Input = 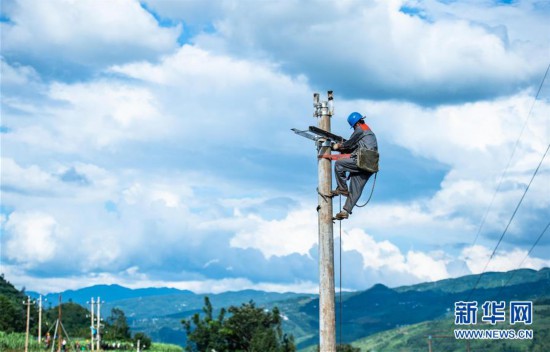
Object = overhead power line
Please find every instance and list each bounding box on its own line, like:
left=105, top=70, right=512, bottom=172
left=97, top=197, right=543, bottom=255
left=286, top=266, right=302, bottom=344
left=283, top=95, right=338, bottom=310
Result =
left=461, top=61, right=549, bottom=297
left=492, top=220, right=550, bottom=300
left=466, top=143, right=550, bottom=301
left=468, top=62, right=550, bottom=250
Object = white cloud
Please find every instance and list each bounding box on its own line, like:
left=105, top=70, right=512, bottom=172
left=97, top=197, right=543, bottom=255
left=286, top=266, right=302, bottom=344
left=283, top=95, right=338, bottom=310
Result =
left=178, top=0, right=548, bottom=103
left=461, top=245, right=550, bottom=274
left=4, top=212, right=60, bottom=265
left=109, top=44, right=312, bottom=149
left=1, top=157, right=57, bottom=193
left=1, top=157, right=119, bottom=202
left=122, top=181, right=192, bottom=208
left=3, top=80, right=171, bottom=153
left=1, top=0, right=180, bottom=68
left=343, top=228, right=450, bottom=282
left=0, top=59, right=40, bottom=86
left=341, top=92, right=550, bottom=240
left=1, top=264, right=319, bottom=294
left=230, top=208, right=317, bottom=258
left=1, top=0, right=548, bottom=295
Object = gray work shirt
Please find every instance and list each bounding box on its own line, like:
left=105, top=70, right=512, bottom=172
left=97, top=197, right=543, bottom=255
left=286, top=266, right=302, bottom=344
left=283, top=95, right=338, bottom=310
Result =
left=341, top=124, right=378, bottom=157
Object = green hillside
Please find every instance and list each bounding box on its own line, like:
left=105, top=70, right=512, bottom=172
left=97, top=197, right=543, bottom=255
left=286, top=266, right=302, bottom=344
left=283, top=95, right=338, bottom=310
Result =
left=292, top=268, right=550, bottom=350
left=395, top=268, right=550, bottom=294
left=349, top=298, right=550, bottom=352
left=5, top=268, right=549, bottom=349
left=0, top=274, right=38, bottom=333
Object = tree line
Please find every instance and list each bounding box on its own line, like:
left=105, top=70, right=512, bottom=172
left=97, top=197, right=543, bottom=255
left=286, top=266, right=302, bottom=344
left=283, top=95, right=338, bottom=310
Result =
left=0, top=275, right=150, bottom=348
left=2, top=274, right=358, bottom=351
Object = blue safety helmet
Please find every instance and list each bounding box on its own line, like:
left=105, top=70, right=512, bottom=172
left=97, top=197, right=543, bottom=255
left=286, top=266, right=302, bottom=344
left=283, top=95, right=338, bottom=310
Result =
left=347, top=112, right=363, bottom=128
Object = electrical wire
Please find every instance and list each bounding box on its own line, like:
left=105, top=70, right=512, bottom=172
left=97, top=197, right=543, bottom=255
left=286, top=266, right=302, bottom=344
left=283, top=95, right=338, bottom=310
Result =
left=462, top=62, right=550, bottom=268
left=466, top=143, right=550, bottom=301
left=356, top=172, right=377, bottom=208
left=462, top=62, right=549, bottom=298
left=491, top=220, right=550, bottom=301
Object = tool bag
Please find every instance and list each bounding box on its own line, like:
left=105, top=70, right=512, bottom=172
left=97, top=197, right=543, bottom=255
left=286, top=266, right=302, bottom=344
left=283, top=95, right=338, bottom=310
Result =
left=356, top=147, right=379, bottom=173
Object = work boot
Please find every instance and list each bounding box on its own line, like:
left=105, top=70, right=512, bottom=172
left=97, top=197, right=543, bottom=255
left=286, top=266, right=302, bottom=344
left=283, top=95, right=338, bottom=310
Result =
left=331, top=188, right=349, bottom=197
left=334, top=210, right=349, bottom=220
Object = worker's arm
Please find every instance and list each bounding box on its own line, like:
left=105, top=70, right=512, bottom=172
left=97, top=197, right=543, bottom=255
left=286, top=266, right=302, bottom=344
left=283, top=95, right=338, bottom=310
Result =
left=337, top=128, right=362, bottom=152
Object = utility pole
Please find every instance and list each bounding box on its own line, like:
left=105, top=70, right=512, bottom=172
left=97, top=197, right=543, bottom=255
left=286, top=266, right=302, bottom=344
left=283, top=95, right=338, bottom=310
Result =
left=315, top=91, right=336, bottom=351
left=57, top=295, right=62, bottom=352
left=96, top=296, right=103, bottom=351
left=292, top=92, right=337, bottom=351
left=24, top=296, right=33, bottom=352
left=37, top=295, right=42, bottom=344
left=88, top=297, right=95, bottom=351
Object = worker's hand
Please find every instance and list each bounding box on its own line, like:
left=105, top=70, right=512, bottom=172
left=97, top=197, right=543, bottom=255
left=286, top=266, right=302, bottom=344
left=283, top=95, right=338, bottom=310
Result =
left=332, top=143, right=340, bottom=151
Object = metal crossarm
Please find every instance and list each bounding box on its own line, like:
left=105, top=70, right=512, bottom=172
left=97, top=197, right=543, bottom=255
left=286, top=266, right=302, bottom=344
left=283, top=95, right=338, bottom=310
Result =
left=308, top=126, right=347, bottom=143
left=291, top=126, right=347, bottom=144
left=291, top=128, right=319, bottom=141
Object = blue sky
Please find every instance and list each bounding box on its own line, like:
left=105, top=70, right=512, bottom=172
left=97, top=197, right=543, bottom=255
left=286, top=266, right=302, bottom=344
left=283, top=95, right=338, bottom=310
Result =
left=1, top=0, right=549, bottom=294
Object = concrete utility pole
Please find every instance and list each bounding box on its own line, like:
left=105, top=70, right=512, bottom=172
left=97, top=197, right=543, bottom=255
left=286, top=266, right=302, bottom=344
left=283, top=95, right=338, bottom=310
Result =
left=96, top=296, right=103, bottom=351
left=314, top=91, right=336, bottom=351
left=88, top=297, right=95, bottom=351
left=57, top=295, right=62, bottom=352
left=24, top=296, right=33, bottom=352
left=37, top=295, right=45, bottom=344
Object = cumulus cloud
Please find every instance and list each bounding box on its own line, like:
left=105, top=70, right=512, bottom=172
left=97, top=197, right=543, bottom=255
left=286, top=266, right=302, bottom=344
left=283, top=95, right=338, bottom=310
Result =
left=461, top=244, right=550, bottom=274
left=144, top=0, right=549, bottom=104
left=2, top=79, right=172, bottom=155
left=1, top=0, right=549, bottom=295
left=1, top=157, right=58, bottom=194
left=1, top=0, right=180, bottom=73
left=109, top=44, right=312, bottom=149
left=0, top=59, right=40, bottom=86
left=230, top=208, right=317, bottom=258
left=342, top=228, right=451, bottom=283
left=3, top=212, right=60, bottom=265
left=341, top=92, right=550, bottom=242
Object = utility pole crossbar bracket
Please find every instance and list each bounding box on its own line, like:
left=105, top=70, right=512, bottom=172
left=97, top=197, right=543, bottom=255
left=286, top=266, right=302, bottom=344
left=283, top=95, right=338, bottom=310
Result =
left=290, top=128, right=318, bottom=142
left=308, top=126, right=346, bottom=143
left=291, top=127, right=346, bottom=143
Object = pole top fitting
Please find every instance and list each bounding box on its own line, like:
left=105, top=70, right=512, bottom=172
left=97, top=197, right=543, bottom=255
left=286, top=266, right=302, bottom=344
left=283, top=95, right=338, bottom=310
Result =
left=313, top=91, right=334, bottom=118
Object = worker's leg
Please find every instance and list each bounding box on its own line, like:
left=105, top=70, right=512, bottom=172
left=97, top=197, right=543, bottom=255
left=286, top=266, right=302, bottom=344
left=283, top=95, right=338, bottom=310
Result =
left=334, top=158, right=358, bottom=192
left=344, top=171, right=372, bottom=214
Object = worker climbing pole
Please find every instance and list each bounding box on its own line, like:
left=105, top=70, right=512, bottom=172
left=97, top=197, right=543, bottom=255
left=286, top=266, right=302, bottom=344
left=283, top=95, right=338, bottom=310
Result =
left=331, top=112, right=379, bottom=219
left=292, top=91, right=379, bottom=351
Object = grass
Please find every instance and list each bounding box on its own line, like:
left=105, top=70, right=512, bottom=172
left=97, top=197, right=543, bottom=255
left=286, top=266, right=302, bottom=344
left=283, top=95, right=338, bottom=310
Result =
left=0, top=332, right=183, bottom=352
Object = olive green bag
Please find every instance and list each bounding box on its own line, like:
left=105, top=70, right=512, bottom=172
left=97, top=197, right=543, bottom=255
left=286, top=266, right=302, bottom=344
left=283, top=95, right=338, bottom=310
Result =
left=357, top=147, right=379, bottom=173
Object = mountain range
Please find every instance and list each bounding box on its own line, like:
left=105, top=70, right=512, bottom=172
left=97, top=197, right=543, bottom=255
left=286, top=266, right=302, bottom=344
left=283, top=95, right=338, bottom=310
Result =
left=27, top=267, right=550, bottom=349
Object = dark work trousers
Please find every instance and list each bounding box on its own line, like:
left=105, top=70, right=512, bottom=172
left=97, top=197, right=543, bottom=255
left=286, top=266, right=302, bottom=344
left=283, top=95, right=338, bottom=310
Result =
left=335, top=157, right=373, bottom=214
